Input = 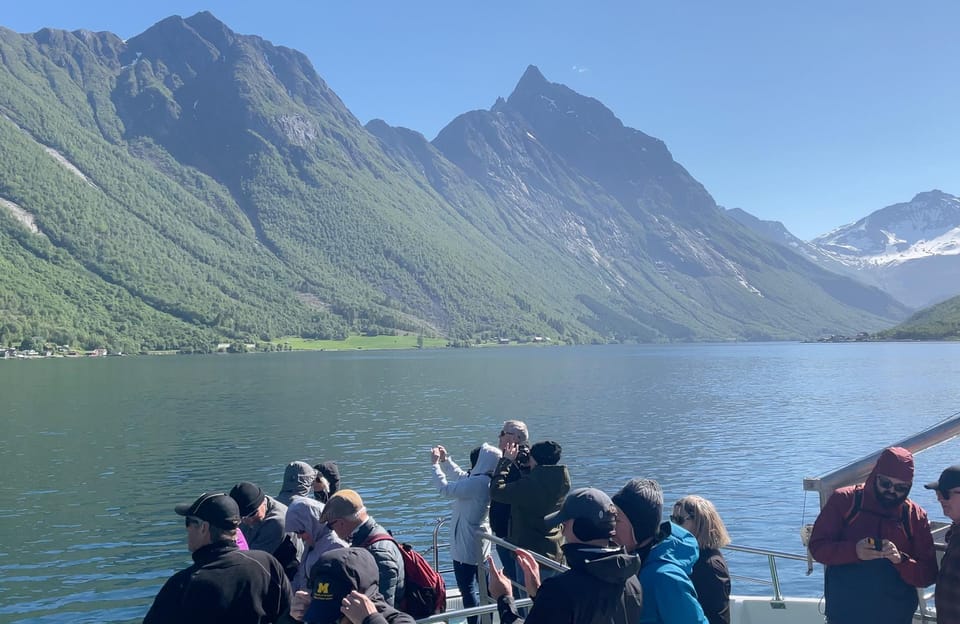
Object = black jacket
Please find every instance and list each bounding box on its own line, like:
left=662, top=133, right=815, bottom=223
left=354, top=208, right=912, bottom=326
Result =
left=489, top=458, right=524, bottom=538
left=497, top=542, right=643, bottom=624
left=691, top=548, right=731, bottom=624
left=143, top=540, right=291, bottom=624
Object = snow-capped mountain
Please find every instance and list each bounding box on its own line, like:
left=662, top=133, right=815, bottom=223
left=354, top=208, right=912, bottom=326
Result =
left=813, top=191, right=960, bottom=267
left=731, top=191, right=960, bottom=310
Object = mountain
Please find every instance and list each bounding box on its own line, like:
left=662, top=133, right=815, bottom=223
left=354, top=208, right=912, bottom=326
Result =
left=729, top=192, right=960, bottom=310
left=0, top=16, right=910, bottom=351
left=425, top=65, right=908, bottom=339
left=726, top=207, right=861, bottom=279
left=876, top=293, right=960, bottom=341
left=811, top=191, right=960, bottom=309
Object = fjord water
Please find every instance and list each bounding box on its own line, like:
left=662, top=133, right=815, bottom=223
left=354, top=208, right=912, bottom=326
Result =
left=2, top=343, right=960, bottom=623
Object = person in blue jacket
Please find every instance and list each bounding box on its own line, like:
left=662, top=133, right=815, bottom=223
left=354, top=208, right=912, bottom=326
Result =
left=612, top=478, right=708, bottom=624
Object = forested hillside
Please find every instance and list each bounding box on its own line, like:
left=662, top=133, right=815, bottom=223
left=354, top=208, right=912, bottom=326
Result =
left=876, top=295, right=960, bottom=340
left=0, top=14, right=909, bottom=352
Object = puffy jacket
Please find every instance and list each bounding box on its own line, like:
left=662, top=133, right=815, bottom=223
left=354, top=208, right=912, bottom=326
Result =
left=490, top=460, right=571, bottom=563
left=283, top=497, right=348, bottom=591
left=637, top=522, right=707, bottom=624
left=431, top=443, right=501, bottom=565
left=351, top=517, right=405, bottom=607
left=809, top=447, right=937, bottom=624
left=143, top=540, right=291, bottom=624
left=497, top=542, right=643, bottom=624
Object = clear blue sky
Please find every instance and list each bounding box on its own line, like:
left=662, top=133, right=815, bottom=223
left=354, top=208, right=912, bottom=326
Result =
left=4, top=1, right=958, bottom=240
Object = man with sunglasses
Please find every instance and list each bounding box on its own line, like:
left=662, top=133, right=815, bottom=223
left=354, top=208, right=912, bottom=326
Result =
left=809, top=447, right=938, bottom=624
left=925, top=465, right=960, bottom=624
left=144, top=492, right=292, bottom=623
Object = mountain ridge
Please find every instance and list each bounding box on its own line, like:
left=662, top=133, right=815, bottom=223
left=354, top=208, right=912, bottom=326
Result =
left=732, top=191, right=960, bottom=310
left=0, top=16, right=910, bottom=350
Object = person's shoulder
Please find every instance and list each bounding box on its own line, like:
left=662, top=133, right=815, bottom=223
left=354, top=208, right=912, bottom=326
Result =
left=905, top=498, right=931, bottom=520
left=265, top=495, right=287, bottom=513
left=533, top=571, right=577, bottom=602
left=819, top=485, right=858, bottom=511
left=231, top=548, right=285, bottom=573
left=702, top=550, right=729, bottom=575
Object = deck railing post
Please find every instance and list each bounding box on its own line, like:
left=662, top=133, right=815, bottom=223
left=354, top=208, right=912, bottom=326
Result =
left=767, top=553, right=783, bottom=602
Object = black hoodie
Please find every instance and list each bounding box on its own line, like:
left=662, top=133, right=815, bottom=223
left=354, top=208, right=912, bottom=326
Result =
left=497, top=542, right=643, bottom=624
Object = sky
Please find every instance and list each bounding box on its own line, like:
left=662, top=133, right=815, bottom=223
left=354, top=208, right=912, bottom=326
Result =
left=3, top=1, right=958, bottom=240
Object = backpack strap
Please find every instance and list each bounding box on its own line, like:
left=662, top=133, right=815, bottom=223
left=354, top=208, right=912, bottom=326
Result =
left=842, top=487, right=864, bottom=527
left=901, top=503, right=913, bottom=541
left=361, top=533, right=397, bottom=548
left=841, top=486, right=913, bottom=540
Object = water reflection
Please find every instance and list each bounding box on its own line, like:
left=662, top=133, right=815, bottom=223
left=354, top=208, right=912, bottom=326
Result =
left=1, top=343, right=959, bottom=622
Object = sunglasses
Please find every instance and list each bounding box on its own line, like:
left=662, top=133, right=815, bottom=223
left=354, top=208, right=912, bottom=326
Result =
left=877, top=476, right=911, bottom=495
left=670, top=514, right=691, bottom=525
left=326, top=518, right=339, bottom=531
left=184, top=516, right=203, bottom=528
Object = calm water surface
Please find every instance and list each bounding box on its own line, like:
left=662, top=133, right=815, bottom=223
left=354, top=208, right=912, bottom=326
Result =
left=2, top=342, right=960, bottom=622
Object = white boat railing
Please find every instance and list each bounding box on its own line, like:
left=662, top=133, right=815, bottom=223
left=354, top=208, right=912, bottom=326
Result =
left=420, top=517, right=813, bottom=623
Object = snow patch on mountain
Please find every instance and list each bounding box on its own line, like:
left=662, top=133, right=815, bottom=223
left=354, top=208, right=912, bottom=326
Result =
left=813, top=191, right=960, bottom=268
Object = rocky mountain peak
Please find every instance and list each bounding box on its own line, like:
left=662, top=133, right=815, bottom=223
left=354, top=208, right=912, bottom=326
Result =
left=123, top=14, right=221, bottom=74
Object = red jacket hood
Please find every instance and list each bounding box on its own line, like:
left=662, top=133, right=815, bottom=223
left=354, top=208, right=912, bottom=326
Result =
left=862, top=446, right=915, bottom=515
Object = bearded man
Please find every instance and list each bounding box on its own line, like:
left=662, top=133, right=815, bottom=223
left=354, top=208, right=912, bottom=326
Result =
left=809, top=446, right=937, bottom=624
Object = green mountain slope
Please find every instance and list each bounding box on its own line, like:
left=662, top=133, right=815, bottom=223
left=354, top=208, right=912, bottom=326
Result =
left=876, top=295, right=960, bottom=340
left=0, top=15, right=910, bottom=351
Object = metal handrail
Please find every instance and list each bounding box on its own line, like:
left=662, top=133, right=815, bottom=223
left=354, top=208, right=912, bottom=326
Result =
left=724, top=543, right=808, bottom=602
left=803, top=410, right=960, bottom=508
left=422, top=519, right=810, bottom=622
left=415, top=597, right=534, bottom=624
left=482, top=533, right=569, bottom=573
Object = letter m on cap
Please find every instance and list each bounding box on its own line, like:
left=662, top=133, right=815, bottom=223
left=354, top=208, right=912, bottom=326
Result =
left=313, top=581, right=330, bottom=599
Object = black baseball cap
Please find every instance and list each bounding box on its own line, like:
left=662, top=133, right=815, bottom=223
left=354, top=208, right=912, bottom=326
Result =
left=174, top=492, right=241, bottom=530
left=545, top=487, right=616, bottom=527
left=925, top=465, right=960, bottom=494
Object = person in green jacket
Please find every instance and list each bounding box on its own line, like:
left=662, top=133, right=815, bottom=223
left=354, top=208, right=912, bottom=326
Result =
left=490, top=440, right=571, bottom=571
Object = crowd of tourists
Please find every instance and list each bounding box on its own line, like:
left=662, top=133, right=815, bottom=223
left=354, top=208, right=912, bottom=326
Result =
left=141, top=425, right=960, bottom=624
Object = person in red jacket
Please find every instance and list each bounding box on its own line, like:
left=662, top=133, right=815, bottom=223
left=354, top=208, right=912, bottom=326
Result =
left=809, top=446, right=938, bottom=624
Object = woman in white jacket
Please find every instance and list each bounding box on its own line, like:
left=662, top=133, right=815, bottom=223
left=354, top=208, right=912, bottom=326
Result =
left=430, top=442, right=502, bottom=624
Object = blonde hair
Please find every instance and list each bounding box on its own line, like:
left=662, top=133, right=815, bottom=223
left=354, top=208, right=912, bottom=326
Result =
left=674, top=495, right=731, bottom=550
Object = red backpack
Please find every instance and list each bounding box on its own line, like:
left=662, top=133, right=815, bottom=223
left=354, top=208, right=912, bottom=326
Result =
left=362, top=534, right=446, bottom=618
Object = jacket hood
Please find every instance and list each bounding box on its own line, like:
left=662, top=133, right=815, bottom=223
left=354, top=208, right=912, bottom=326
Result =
left=532, top=464, right=572, bottom=505
left=863, top=446, right=915, bottom=514
left=563, top=542, right=641, bottom=584
left=473, top=443, right=502, bottom=475
left=284, top=496, right=327, bottom=542
left=279, top=461, right=316, bottom=499
left=871, top=446, right=915, bottom=482
left=645, top=521, right=700, bottom=574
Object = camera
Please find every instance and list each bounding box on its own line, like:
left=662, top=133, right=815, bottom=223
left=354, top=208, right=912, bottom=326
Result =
left=516, top=444, right=531, bottom=467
